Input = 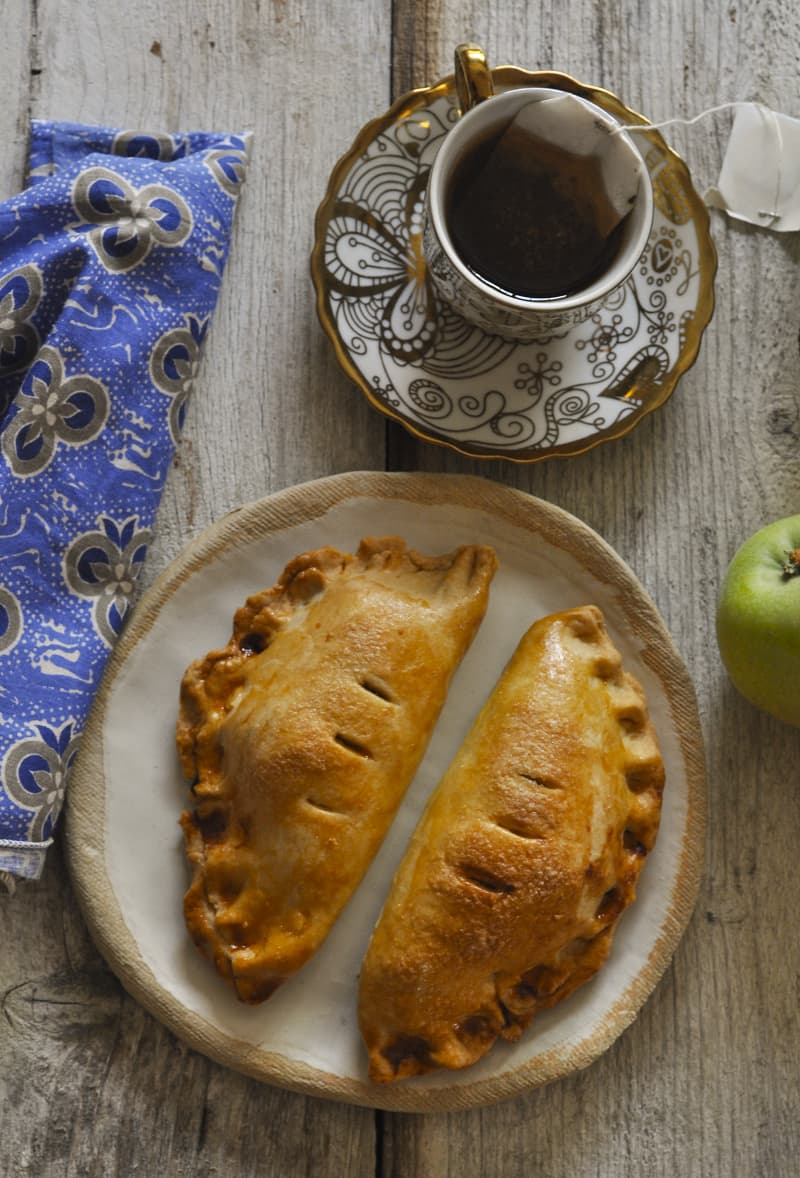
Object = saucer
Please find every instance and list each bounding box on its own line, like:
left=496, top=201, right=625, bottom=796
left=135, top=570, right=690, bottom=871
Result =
left=312, top=68, right=717, bottom=462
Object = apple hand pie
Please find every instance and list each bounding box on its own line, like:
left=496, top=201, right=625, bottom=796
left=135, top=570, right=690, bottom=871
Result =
left=359, top=605, right=665, bottom=1082
left=177, top=536, right=497, bottom=1004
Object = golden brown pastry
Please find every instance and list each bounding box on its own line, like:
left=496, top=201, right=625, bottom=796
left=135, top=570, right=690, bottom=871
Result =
left=177, top=536, right=497, bottom=1003
left=359, top=605, right=664, bottom=1082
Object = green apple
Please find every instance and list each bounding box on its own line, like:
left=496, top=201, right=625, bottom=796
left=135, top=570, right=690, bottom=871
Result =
left=716, top=515, right=800, bottom=726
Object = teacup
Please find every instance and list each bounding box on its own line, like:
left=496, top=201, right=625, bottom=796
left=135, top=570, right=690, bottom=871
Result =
left=423, top=45, right=654, bottom=341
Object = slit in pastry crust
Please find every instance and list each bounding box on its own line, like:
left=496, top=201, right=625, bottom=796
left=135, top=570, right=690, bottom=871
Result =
left=358, top=604, right=665, bottom=1082
left=177, top=536, right=497, bottom=1004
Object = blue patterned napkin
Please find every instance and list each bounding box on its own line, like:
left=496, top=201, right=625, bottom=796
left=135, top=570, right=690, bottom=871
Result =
left=0, top=121, right=250, bottom=887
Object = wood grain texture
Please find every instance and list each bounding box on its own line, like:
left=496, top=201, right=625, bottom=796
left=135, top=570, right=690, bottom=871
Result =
left=0, top=0, right=33, bottom=199
left=1, top=0, right=388, bottom=1175
left=2, top=0, right=800, bottom=1174
left=384, top=2, right=800, bottom=1177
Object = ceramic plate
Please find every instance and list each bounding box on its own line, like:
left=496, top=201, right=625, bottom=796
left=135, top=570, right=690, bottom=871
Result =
left=313, top=69, right=717, bottom=461
left=66, top=472, right=706, bottom=1112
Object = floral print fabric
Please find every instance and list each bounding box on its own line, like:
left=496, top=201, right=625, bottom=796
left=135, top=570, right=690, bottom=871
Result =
left=0, top=121, right=249, bottom=883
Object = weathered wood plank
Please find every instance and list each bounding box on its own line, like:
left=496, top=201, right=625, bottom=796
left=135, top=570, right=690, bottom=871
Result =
left=1, top=1, right=389, bottom=1175
left=29, top=0, right=388, bottom=566
left=0, top=0, right=33, bottom=198
left=383, top=2, right=800, bottom=1176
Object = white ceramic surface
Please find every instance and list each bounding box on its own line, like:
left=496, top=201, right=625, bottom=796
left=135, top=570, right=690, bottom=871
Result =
left=423, top=86, right=654, bottom=338
left=66, top=473, right=705, bottom=1111
left=313, top=70, right=716, bottom=461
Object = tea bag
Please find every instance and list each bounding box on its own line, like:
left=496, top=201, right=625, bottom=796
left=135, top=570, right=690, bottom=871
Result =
left=448, top=93, right=645, bottom=299
left=505, top=94, right=645, bottom=234
left=704, top=103, right=800, bottom=231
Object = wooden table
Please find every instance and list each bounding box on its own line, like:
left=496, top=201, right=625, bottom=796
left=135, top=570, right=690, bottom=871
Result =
left=3, top=2, right=799, bottom=1174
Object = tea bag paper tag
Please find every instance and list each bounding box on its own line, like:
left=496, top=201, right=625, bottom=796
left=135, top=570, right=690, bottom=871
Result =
left=704, top=103, right=800, bottom=231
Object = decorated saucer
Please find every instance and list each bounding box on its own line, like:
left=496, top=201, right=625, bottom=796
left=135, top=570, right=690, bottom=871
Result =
left=312, top=68, right=717, bottom=462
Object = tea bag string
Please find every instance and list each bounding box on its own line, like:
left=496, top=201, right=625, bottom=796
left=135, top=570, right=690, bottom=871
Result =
left=611, top=100, right=784, bottom=223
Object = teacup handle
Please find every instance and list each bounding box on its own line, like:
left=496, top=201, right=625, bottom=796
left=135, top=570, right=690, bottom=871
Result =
left=454, top=44, right=494, bottom=114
